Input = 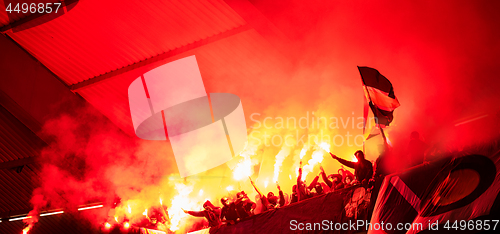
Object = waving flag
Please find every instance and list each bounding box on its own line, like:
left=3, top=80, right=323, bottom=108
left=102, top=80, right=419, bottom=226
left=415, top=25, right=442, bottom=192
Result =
left=358, top=66, right=400, bottom=126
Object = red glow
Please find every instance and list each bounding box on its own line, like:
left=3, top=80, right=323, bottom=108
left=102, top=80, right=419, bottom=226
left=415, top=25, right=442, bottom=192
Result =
left=10, top=1, right=500, bottom=233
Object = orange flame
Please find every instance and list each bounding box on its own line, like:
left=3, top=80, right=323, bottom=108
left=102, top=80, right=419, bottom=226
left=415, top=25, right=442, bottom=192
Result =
left=299, top=147, right=308, bottom=159
left=318, top=142, right=330, bottom=152
left=272, top=146, right=291, bottom=183
left=233, top=143, right=258, bottom=180
left=352, top=155, right=358, bottom=162
left=301, top=143, right=329, bottom=180
left=167, top=181, right=200, bottom=232
left=233, top=157, right=253, bottom=181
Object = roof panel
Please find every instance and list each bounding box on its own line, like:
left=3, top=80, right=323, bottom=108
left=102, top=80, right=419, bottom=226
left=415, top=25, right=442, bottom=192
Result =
left=77, top=29, right=291, bottom=137
left=0, top=105, right=44, bottom=163
left=6, top=0, right=246, bottom=85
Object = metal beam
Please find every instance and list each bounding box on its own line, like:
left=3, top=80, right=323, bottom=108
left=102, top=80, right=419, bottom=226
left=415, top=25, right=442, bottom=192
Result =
left=69, top=24, right=252, bottom=92
left=0, top=89, right=42, bottom=134
left=0, top=157, right=38, bottom=170
left=2, top=33, right=72, bottom=89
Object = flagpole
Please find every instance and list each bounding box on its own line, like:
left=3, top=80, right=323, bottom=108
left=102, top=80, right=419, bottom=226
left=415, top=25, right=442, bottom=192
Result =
left=362, top=92, right=368, bottom=153
left=362, top=84, right=388, bottom=146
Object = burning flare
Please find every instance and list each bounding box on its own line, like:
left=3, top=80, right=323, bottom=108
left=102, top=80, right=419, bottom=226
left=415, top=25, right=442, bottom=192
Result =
left=318, top=142, right=330, bottom=153
left=233, top=157, right=253, bottom=181
left=299, top=146, right=308, bottom=159
left=233, top=143, right=259, bottom=181
left=301, top=143, right=330, bottom=181
left=167, top=181, right=199, bottom=232
left=272, top=146, right=292, bottom=183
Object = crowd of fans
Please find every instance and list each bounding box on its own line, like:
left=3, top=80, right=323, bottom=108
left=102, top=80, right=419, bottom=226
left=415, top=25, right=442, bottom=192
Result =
left=180, top=131, right=435, bottom=231
left=182, top=149, right=379, bottom=230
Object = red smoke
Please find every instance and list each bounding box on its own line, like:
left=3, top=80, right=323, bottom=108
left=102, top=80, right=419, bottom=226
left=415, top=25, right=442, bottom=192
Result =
left=23, top=0, right=500, bottom=232
left=24, top=102, right=177, bottom=230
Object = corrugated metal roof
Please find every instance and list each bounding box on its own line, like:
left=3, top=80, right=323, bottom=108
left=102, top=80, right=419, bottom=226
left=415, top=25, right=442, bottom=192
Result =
left=77, top=29, right=291, bottom=137
left=6, top=0, right=246, bottom=85
left=0, top=105, right=42, bottom=231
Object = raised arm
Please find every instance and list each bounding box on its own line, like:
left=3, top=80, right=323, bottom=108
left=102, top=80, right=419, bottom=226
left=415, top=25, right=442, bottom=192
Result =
left=250, top=178, right=263, bottom=197
left=330, top=153, right=357, bottom=169
left=319, top=166, right=333, bottom=188
left=296, top=162, right=306, bottom=201
left=183, top=209, right=205, bottom=217
left=308, top=175, right=320, bottom=190
left=296, top=161, right=303, bottom=185
left=277, top=183, right=285, bottom=207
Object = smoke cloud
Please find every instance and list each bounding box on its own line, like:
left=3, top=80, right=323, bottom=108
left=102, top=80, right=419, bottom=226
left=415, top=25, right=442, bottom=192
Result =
left=24, top=1, right=500, bottom=232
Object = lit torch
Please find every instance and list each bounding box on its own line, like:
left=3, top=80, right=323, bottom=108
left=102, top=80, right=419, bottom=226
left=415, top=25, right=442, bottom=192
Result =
left=352, top=155, right=358, bottom=162
left=167, top=181, right=198, bottom=232
left=318, top=142, right=330, bottom=153
left=233, top=143, right=258, bottom=180
left=272, top=146, right=291, bottom=183
left=233, top=157, right=253, bottom=181
left=301, top=143, right=330, bottom=181
left=299, top=147, right=307, bottom=159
